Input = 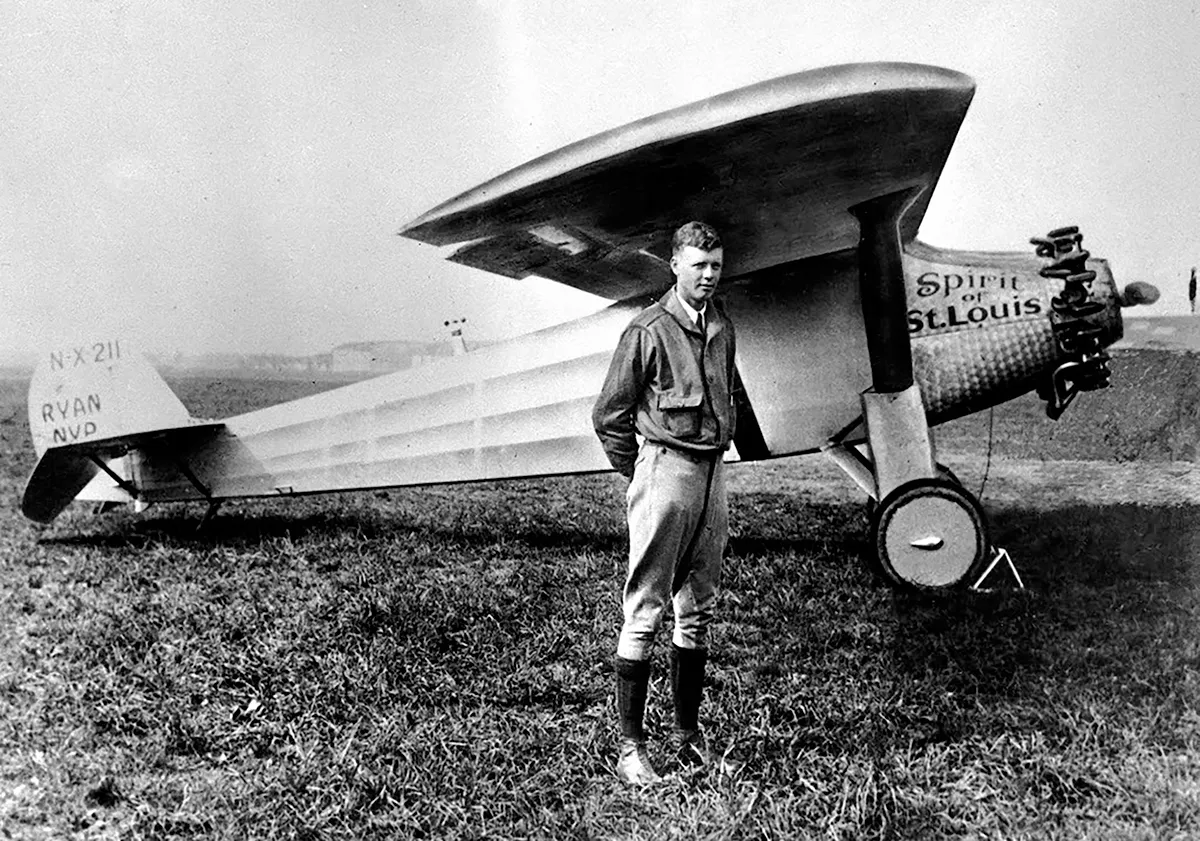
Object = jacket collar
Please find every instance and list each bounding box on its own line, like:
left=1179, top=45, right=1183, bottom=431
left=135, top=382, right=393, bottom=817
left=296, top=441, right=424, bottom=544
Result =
left=660, top=288, right=722, bottom=339
left=674, top=288, right=705, bottom=324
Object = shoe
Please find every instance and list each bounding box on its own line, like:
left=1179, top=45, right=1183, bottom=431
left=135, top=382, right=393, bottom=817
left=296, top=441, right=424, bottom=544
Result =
left=674, top=728, right=711, bottom=768
left=616, top=737, right=662, bottom=786
left=675, top=729, right=747, bottom=775
left=716, top=742, right=747, bottom=776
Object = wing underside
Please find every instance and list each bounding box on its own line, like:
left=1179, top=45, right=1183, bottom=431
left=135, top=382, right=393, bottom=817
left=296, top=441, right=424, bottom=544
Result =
left=401, top=63, right=976, bottom=299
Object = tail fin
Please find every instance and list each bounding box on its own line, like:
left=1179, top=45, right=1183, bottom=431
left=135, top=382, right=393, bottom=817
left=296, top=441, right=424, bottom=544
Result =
left=27, top=340, right=191, bottom=458
left=22, top=340, right=211, bottom=523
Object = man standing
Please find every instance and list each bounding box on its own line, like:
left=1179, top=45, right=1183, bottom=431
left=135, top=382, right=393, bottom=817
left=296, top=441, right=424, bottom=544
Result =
left=592, top=221, right=737, bottom=785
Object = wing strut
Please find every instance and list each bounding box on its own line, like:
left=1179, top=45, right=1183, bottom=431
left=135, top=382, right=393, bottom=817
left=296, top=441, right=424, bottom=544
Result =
left=853, top=187, right=922, bottom=395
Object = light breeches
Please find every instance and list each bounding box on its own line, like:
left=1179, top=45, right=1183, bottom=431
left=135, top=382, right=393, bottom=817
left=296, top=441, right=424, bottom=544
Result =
left=617, top=443, right=728, bottom=661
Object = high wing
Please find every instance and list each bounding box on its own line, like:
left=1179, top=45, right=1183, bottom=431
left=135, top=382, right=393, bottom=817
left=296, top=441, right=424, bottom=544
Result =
left=400, top=62, right=975, bottom=298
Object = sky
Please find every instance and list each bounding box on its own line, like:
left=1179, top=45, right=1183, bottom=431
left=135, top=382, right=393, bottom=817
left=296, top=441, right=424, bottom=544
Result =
left=2, top=0, right=1198, bottom=357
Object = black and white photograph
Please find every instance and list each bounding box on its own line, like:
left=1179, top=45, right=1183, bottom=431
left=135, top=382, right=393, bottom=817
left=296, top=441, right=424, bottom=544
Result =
left=2, top=1, right=1199, bottom=837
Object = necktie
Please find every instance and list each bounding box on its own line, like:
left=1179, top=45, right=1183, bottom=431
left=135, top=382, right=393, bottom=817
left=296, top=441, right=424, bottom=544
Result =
left=697, top=310, right=707, bottom=339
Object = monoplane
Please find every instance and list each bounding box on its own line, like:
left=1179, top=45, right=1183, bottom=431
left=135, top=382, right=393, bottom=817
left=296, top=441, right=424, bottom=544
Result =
left=21, top=63, right=1159, bottom=592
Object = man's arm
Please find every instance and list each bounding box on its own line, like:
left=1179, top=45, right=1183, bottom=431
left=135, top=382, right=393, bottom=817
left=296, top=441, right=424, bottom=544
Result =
left=592, top=324, right=652, bottom=478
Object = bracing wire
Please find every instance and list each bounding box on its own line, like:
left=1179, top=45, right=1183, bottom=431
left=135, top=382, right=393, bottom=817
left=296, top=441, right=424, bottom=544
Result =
left=978, top=407, right=995, bottom=500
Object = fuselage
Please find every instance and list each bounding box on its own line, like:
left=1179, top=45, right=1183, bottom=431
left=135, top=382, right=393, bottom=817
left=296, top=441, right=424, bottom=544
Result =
left=66, top=239, right=1119, bottom=508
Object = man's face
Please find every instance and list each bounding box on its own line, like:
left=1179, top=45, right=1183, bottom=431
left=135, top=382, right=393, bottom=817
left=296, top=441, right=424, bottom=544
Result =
left=670, top=245, right=723, bottom=310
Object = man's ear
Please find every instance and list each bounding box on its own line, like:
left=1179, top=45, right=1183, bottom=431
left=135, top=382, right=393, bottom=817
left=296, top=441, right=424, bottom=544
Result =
left=668, top=254, right=678, bottom=276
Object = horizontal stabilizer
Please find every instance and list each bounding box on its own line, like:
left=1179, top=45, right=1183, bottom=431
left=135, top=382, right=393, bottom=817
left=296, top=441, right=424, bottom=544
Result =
left=21, top=422, right=227, bottom=523
left=22, top=339, right=225, bottom=522
left=21, top=447, right=102, bottom=523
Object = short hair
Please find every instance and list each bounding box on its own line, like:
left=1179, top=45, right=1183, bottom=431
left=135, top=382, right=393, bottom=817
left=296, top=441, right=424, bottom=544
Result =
left=672, top=221, right=722, bottom=255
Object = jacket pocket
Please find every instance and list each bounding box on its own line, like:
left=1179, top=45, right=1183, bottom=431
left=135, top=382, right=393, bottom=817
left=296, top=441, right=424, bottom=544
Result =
left=656, top=391, right=703, bottom=439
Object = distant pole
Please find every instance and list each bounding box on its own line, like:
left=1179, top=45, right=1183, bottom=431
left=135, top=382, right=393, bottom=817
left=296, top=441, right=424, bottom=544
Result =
left=1190, top=268, right=1196, bottom=315
left=444, top=318, right=469, bottom=355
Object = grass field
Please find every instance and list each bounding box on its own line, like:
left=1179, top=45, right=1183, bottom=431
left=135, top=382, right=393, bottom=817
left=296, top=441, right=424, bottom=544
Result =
left=1, top=363, right=1199, bottom=840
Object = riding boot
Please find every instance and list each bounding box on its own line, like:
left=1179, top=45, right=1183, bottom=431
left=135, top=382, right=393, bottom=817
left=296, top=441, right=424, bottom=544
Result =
left=670, top=643, right=711, bottom=767
left=615, top=656, right=660, bottom=785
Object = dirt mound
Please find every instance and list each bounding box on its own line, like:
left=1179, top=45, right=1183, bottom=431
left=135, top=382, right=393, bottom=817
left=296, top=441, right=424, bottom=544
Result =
left=937, top=349, right=1200, bottom=463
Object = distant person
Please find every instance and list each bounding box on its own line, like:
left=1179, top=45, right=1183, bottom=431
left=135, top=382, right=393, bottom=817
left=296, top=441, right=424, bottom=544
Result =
left=592, top=221, right=738, bottom=785
left=1190, top=268, right=1196, bottom=315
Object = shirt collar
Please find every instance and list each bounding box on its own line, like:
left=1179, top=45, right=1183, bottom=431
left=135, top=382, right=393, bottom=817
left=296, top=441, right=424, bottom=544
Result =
left=674, top=288, right=707, bottom=326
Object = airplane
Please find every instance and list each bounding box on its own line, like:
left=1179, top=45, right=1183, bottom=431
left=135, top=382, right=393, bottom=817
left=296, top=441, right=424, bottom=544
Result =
left=19, top=62, right=1160, bottom=594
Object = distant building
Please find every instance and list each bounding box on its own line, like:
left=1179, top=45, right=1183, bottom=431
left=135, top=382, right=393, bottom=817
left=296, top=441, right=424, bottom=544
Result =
left=330, top=340, right=454, bottom=373
left=152, top=333, right=482, bottom=378
left=247, top=354, right=314, bottom=375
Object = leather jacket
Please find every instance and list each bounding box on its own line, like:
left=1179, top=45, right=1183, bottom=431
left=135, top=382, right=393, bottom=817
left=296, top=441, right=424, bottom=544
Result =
left=593, top=289, right=737, bottom=477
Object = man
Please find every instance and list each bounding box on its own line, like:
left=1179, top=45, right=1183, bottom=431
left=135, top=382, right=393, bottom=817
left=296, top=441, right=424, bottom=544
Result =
left=592, top=221, right=737, bottom=785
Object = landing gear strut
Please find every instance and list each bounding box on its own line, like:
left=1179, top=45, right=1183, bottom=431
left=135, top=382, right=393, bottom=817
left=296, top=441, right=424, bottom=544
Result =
left=828, top=187, right=992, bottom=593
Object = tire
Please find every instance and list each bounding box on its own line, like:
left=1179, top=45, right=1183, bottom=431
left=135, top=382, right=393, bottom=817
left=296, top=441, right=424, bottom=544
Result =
left=866, top=477, right=989, bottom=593
left=864, top=463, right=960, bottom=519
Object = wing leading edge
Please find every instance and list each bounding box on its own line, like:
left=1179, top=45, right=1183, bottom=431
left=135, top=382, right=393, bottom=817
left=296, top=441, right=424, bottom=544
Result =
left=400, top=62, right=975, bottom=299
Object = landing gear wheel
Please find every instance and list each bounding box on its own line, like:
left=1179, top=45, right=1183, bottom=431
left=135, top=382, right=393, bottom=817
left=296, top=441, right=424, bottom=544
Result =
left=934, top=463, right=962, bottom=487
left=867, top=478, right=989, bottom=593
left=864, top=463, right=960, bottom=520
